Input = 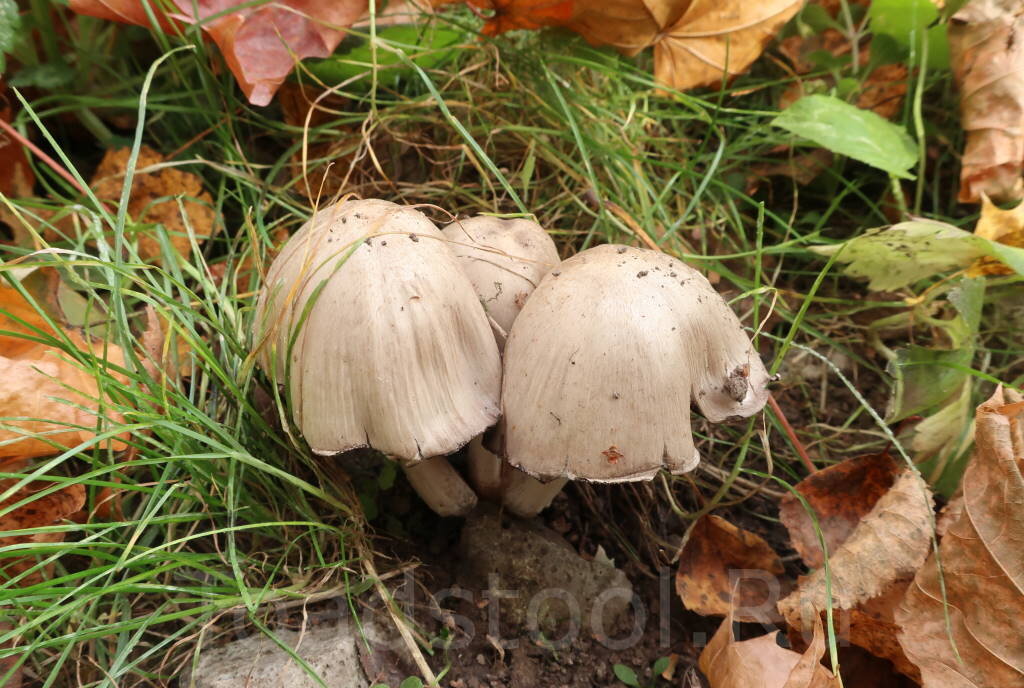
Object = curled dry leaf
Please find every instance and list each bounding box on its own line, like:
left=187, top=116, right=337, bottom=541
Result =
left=779, top=452, right=902, bottom=570
left=699, top=608, right=840, bottom=688
left=778, top=466, right=933, bottom=681
left=0, top=286, right=128, bottom=460
left=965, top=194, right=1024, bottom=276
left=676, top=514, right=789, bottom=623
left=896, top=387, right=1024, bottom=687
left=949, top=0, right=1024, bottom=203
left=583, top=0, right=803, bottom=92
left=90, top=146, right=216, bottom=264
left=69, top=0, right=369, bottom=106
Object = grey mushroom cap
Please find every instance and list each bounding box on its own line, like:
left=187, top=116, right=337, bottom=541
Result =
left=441, top=216, right=560, bottom=350
left=501, top=244, right=771, bottom=483
left=253, top=199, right=502, bottom=463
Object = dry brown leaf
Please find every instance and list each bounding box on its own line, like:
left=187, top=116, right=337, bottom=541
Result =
left=896, top=387, right=1024, bottom=687
left=0, top=287, right=128, bottom=461
left=747, top=149, right=834, bottom=193
left=699, top=608, right=840, bottom=688
left=69, top=0, right=369, bottom=106
left=779, top=451, right=902, bottom=570
left=965, top=194, right=1024, bottom=276
left=649, top=0, right=803, bottom=92
left=89, top=146, right=216, bottom=264
left=676, top=514, right=789, bottom=622
left=778, top=466, right=933, bottom=681
left=858, top=63, right=909, bottom=120
left=949, top=0, right=1024, bottom=203
left=0, top=480, right=85, bottom=585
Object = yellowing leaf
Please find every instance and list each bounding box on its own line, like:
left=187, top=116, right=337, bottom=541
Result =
left=811, top=219, right=1024, bottom=290
left=966, top=194, right=1024, bottom=276
left=896, top=387, right=1024, bottom=687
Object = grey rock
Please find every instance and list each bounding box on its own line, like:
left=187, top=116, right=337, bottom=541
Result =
left=186, top=619, right=405, bottom=688
left=458, top=505, right=635, bottom=634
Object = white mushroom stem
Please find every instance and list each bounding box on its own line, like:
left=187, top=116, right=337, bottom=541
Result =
left=402, top=456, right=478, bottom=517
left=466, top=435, right=503, bottom=501
left=501, top=466, right=568, bottom=518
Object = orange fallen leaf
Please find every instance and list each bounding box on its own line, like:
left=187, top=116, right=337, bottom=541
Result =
left=949, top=0, right=1024, bottom=203
left=89, top=146, right=216, bottom=264
left=69, top=0, right=369, bottom=106
left=0, top=480, right=85, bottom=585
left=676, top=514, right=789, bottom=622
left=0, top=286, right=128, bottom=461
left=471, top=0, right=574, bottom=35
left=699, top=608, right=840, bottom=688
left=965, top=194, right=1024, bottom=276
left=896, top=386, right=1024, bottom=687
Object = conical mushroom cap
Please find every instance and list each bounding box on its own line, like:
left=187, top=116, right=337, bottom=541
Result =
left=501, top=244, right=770, bottom=482
left=441, top=216, right=560, bottom=350
left=253, top=199, right=502, bottom=462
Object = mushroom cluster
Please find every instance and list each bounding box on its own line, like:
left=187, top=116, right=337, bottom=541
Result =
left=253, top=199, right=771, bottom=518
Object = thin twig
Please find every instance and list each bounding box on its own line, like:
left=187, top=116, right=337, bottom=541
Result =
left=767, top=392, right=817, bottom=473
left=0, top=117, right=88, bottom=196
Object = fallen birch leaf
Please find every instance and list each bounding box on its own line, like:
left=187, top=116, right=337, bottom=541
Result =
left=779, top=452, right=902, bottom=570
left=676, top=514, right=788, bottom=622
left=699, top=608, right=840, bottom=688
left=778, top=467, right=933, bottom=681
left=89, top=146, right=216, bottom=264
left=69, top=0, right=368, bottom=106
left=896, top=387, right=1024, bottom=687
left=949, top=0, right=1024, bottom=203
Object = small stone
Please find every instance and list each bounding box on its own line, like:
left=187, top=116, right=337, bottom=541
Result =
left=458, top=506, right=634, bottom=635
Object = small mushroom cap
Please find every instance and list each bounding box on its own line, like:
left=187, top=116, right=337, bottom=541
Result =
left=441, top=216, right=560, bottom=350
left=501, top=244, right=770, bottom=482
left=253, top=199, right=502, bottom=462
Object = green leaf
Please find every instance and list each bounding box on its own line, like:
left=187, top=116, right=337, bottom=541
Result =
left=0, top=0, right=20, bottom=74
left=613, top=664, right=640, bottom=687
left=399, top=677, right=423, bottom=688
left=887, top=279, right=984, bottom=421
left=652, top=656, right=671, bottom=675
left=306, top=24, right=464, bottom=91
left=810, top=220, right=1024, bottom=290
left=868, top=0, right=949, bottom=70
left=771, top=94, right=917, bottom=177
